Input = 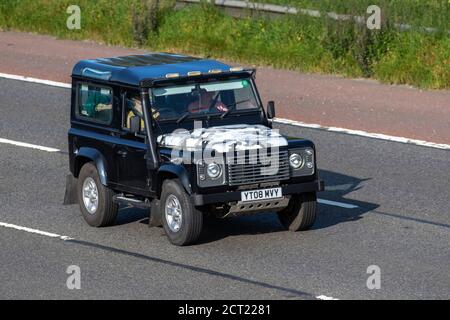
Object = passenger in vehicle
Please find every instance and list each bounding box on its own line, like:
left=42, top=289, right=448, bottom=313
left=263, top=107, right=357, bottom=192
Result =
left=188, top=89, right=229, bottom=113
left=93, top=93, right=112, bottom=122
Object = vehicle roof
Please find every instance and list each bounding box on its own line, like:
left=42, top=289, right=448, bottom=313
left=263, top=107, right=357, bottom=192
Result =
left=72, top=53, right=234, bottom=87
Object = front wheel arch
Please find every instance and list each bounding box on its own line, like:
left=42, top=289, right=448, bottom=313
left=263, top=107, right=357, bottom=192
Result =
left=157, top=164, right=192, bottom=197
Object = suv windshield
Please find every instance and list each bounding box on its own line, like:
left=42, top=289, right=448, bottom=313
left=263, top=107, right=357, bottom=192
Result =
left=151, top=78, right=260, bottom=121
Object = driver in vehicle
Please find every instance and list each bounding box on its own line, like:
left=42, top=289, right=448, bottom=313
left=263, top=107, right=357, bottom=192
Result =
left=126, top=96, right=159, bottom=130
left=188, top=89, right=229, bottom=113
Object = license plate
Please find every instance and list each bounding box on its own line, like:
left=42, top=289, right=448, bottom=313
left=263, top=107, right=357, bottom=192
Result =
left=241, top=187, right=282, bottom=202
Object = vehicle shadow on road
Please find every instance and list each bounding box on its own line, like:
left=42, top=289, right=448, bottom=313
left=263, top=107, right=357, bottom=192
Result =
left=198, top=169, right=379, bottom=243
left=117, top=169, right=379, bottom=243
left=116, top=206, right=149, bottom=226
left=312, top=169, right=379, bottom=231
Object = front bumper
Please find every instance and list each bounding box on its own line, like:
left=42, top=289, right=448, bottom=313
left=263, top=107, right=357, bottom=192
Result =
left=192, top=180, right=324, bottom=206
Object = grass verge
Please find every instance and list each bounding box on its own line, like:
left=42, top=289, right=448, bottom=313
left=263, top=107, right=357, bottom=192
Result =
left=0, top=0, right=448, bottom=89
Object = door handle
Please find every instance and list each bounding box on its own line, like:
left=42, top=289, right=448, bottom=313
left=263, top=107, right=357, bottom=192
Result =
left=117, top=150, right=127, bottom=157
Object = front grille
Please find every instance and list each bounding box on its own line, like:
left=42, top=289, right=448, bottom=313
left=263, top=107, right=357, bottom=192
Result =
left=227, top=150, right=290, bottom=186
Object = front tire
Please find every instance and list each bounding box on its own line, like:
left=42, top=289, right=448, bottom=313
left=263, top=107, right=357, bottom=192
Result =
left=160, top=179, right=203, bottom=246
left=77, top=162, right=118, bottom=227
left=277, top=193, right=317, bottom=231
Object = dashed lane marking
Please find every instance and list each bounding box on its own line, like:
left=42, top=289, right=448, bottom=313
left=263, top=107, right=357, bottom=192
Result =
left=0, top=222, right=73, bottom=241
left=0, top=138, right=60, bottom=152
left=318, top=198, right=359, bottom=209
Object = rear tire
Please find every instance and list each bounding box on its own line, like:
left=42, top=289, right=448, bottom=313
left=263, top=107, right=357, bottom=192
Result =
left=160, top=179, right=203, bottom=246
left=277, top=193, right=317, bottom=231
left=77, top=162, right=118, bottom=227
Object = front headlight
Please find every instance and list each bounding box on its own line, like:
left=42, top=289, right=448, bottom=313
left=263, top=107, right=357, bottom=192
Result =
left=289, top=153, right=303, bottom=169
left=197, top=160, right=226, bottom=187
left=289, top=148, right=315, bottom=176
left=207, top=162, right=222, bottom=179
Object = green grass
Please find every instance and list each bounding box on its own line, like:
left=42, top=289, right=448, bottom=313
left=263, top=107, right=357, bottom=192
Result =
left=0, top=0, right=136, bottom=46
left=254, top=0, right=449, bottom=30
left=0, top=0, right=448, bottom=89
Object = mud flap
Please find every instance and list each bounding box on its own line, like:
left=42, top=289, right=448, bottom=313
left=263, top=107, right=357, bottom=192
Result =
left=148, top=199, right=162, bottom=227
left=63, top=174, right=78, bottom=205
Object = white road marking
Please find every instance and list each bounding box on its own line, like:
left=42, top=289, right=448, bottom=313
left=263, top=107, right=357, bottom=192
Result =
left=0, top=72, right=71, bottom=88
left=316, top=295, right=339, bottom=300
left=0, top=138, right=60, bottom=152
left=274, top=118, right=450, bottom=151
left=318, top=198, right=359, bottom=209
left=0, top=222, right=73, bottom=241
left=1, top=72, right=448, bottom=151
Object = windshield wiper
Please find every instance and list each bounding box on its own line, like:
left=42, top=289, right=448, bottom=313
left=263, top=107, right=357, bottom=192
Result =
left=220, top=99, right=252, bottom=118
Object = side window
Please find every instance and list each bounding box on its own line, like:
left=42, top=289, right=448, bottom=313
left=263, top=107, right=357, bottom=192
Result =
left=123, top=93, right=145, bottom=132
left=77, top=84, right=113, bottom=124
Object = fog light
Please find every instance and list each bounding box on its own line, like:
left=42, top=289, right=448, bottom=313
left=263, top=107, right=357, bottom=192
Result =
left=289, top=153, right=303, bottom=169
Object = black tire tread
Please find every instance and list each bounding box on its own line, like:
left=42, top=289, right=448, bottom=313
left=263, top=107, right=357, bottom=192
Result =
left=77, top=162, right=118, bottom=227
left=277, top=193, right=317, bottom=231
left=160, top=179, right=203, bottom=246
left=101, top=187, right=118, bottom=227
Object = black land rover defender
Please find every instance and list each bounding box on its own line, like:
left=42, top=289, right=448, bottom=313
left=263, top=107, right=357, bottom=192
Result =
left=66, top=53, right=324, bottom=245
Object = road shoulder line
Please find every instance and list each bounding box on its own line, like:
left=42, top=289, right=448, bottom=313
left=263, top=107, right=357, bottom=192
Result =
left=274, top=118, right=450, bottom=150
left=0, top=72, right=71, bottom=89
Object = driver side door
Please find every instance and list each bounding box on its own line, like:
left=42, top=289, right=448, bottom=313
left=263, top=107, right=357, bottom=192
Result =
left=115, top=91, right=149, bottom=194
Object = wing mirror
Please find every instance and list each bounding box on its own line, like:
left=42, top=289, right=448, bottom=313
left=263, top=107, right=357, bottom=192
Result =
left=130, top=115, right=141, bottom=134
left=267, top=101, right=275, bottom=119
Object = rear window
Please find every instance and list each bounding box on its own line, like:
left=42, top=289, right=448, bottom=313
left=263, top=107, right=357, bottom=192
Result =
left=77, top=83, right=113, bottom=124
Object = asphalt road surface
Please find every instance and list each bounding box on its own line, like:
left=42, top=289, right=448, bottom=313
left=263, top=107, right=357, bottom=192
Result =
left=0, top=78, right=449, bottom=299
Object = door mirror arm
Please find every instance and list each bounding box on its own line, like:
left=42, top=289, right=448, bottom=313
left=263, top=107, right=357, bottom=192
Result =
left=129, top=115, right=141, bottom=134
